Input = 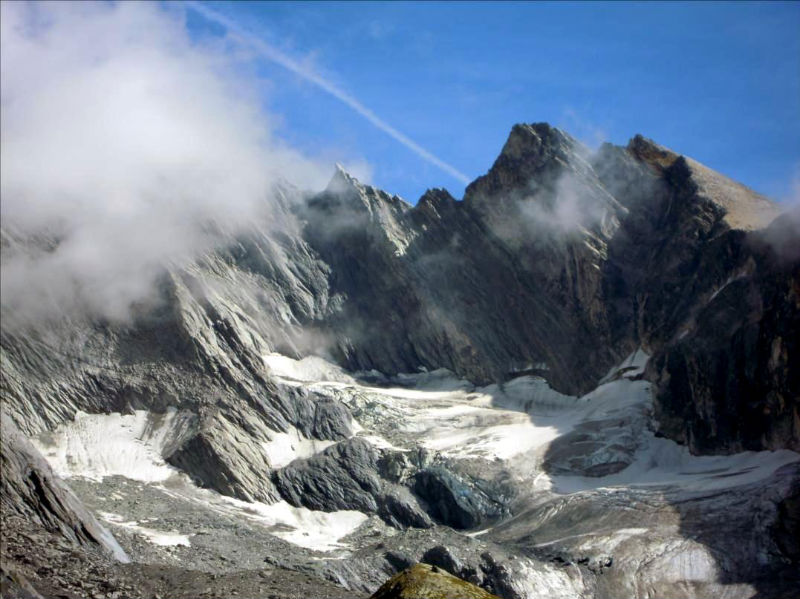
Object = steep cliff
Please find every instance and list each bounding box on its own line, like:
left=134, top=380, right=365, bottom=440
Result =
left=649, top=210, right=800, bottom=453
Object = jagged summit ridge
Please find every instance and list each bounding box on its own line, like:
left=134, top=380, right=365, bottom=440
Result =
left=627, top=133, right=780, bottom=230
left=331, top=123, right=778, bottom=236
left=464, top=122, right=588, bottom=201
left=325, top=162, right=411, bottom=209
left=327, top=162, right=363, bottom=192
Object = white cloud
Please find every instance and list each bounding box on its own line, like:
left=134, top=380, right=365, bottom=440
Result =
left=560, top=107, right=608, bottom=151
left=0, top=2, right=342, bottom=325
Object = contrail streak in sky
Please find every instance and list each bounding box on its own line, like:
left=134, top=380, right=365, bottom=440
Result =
left=186, top=1, right=471, bottom=185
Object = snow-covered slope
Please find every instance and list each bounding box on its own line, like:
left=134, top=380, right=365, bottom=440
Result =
left=24, top=350, right=798, bottom=598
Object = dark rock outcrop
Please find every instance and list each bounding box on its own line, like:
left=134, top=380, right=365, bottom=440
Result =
left=272, top=438, right=432, bottom=528
left=412, top=466, right=506, bottom=530
left=378, top=486, right=435, bottom=530
left=273, top=438, right=383, bottom=513
left=165, top=410, right=281, bottom=503
left=420, top=545, right=464, bottom=577
left=772, top=482, right=800, bottom=565
left=648, top=210, right=800, bottom=453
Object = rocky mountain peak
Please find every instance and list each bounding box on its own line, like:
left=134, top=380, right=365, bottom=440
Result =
left=627, top=135, right=780, bottom=231
left=326, top=162, right=366, bottom=195
left=322, top=163, right=410, bottom=213
left=504, top=122, right=580, bottom=159
left=681, top=156, right=779, bottom=230
left=464, top=122, right=588, bottom=202
left=415, top=188, right=458, bottom=219
left=627, top=134, right=680, bottom=171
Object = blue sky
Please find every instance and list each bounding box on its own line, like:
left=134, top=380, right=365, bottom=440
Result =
left=186, top=1, right=800, bottom=203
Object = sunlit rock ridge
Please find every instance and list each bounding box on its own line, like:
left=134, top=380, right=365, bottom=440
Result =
left=1, top=123, right=798, bottom=598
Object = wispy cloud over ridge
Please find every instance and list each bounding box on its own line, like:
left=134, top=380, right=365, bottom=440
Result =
left=0, top=1, right=331, bottom=325
left=186, top=1, right=470, bottom=185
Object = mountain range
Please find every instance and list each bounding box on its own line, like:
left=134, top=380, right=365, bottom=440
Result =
left=1, top=123, right=798, bottom=599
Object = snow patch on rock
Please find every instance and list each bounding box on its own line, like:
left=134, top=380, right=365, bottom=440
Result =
left=32, top=410, right=193, bottom=483
left=218, top=496, right=368, bottom=551
left=598, top=348, right=649, bottom=384
left=100, top=512, right=191, bottom=547
left=261, top=426, right=337, bottom=468
left=263, top=353, right=355, bottom=384
left=30, top=407, right=367, bottom=553
left=155, top=479, right=368, bottom=552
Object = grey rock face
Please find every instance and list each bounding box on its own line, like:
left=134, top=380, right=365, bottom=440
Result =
left=272, top=438, right=433, bottom=529
left=301, top=396, right=354, bottom=440
left=298, top=124, right=628, bottom=395
left=5, top=121, right=790, bottom=461
left=165, top=409, right=280, bottom=503
left=648, top=211, right=800, bottom=454
left=296, top=124, right=795, bottom=439
left=378, top=486, right=434, bottom=530
left=412, top=466, right=507, bottom=530
left=273, top=438, right=382, bottom=513
left=0, top=415, right=128, bottom=562
left=1, top=564, right=44, bottom=599
left=772, top=479, right=800, bottom=565
left=0, top=196, right=350, bottom=505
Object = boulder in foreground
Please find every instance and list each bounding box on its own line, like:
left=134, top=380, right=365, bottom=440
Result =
left=370, top=562, right=500, bottom=599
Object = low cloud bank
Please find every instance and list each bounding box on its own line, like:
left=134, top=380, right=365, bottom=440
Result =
left=0, top=2, right=341, bottom=326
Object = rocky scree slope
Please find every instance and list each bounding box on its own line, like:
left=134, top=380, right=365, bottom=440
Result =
left=1, top=122, right=798, bottom=597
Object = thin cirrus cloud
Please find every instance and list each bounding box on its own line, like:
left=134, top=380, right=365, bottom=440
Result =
left=185, top=1, right=471, bottom=186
